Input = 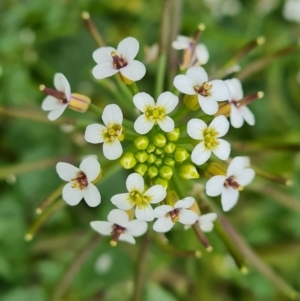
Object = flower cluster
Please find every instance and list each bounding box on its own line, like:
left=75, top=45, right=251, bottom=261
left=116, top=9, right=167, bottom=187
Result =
left=41, top=25, right=260, bottom=247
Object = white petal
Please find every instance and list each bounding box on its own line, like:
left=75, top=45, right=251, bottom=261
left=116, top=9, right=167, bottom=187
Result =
left=236, top=168, right=255, bottom=186
left=120, top=60, right=146, bottom=81
left=62, top=183, right=83, bottom=206
left=85, top=124, right=105, bottom=144
left=107, top=209, right=129, bottom=227
left=198, top=213, right=217, bottom=232
left=239, top=106, right=255, bottom=126
left=209, top=80, right=230, bottom=101
left=111, top=193, right=133, bottom=210
left=173, top=75, right=196, bottom=95
left=133, top=92, right=155, bottom=113
left=198, top=96, right=219, bottom=115
left=103, top=140, right=123, bottom=160
left=79, top=157, right=100, bottom=182
left=206, top=175, right=226, bottom=197
left=153, top=216, right=174, bottom=233
left=92, top=47, right=115, bottom=64
left=221, top=187, right=239, bottom=212
left=175, top=197, right=195, bottom=209
left=209, top=115, right=229, bottom=137
left=153, top=205, right=173, bottom=218
left=225, top=78, right=243, bottom=100
left=230, top=105, right=244, bottom=128
left=187, top=118, right=206, bottom=140
left=195, top=44, right=209, bottom=65
left=213, top=139, right=231, bottom=161
left=135, top=204, right=154, bottom=221
left=145, top=185, right=166, bottom=204
left=126, top=173, right=144, bottom=193
left=90, top=221, right=113, bottom=236
left=41, top=96, right=62, bottom=111
left=56, top=162, right=78, bottom=181
left=227, top=156, right=246, bottom=177
left=127, top=220, right=148, bottom=236
left=83, top=184, right=101, bottom=207
left=172, top=36, right=190, bottom=49
left=92, top=62, right=118, bottom=79
left=54, top=73, right=71, bottom=99
left=47, top=105, right=68, bottom=120
left=156, top=91, right=179, bottom=113
left=119, top=233, right=136, bottom=244
left=191, top=142, right=211, bottom=165
left=179, top=209, right=198, bottom=225
left=134, top=114, right=154, bottom=134
left=158, top=116, right=174, bottom=133
left=186, top=66, right=208, bottom=84
left=117, top=37, right=139, bottom=61
left=102, top=104, right=123, bottom=126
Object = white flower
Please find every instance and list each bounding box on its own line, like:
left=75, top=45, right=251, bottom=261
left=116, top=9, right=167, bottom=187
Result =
left=225, top=78, right=255, bottom=128
left=111, top=173, right=166, bottom=221
left=84, top=104, right=123, bottom=160
left=198, top=213, right=217, bottom=232
left=90, top=209, right=148, bottom=245
left=173, top=66, right=230, bottom=115
left=206, top=156, right=255, bottom=212
left=92, top=37, right=146, bottom=81
left=153, top=197, right=199, bottom=233
left=133, top=92, right=178, bottom=134
left=56, top=157, right=101, bottom=207
left=41, top=73, right=91, bottom=121
left=283, top=0, right=300, bottom=23
left=187, top=115, right=231, bottom=165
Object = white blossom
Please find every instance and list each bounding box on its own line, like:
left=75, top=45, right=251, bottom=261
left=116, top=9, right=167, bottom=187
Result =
left=283, top=0, right=300, bottom=23
left=90, top=209, right=148, bottom=245
left=111, top=173, right=166, bottom=221
left=153, top=197, right=199, bottom=233
left=173, top=67, right=230, bottom=115
left=56, top=157, right=101, bottom=207
left=85, top=104, right=123, bottom=160
left=187, top=115, right=230, bottom=165
left=206, top=156, right=255, bottom=212
left=198, top=213, right=217, bottom=232
left=92, top=37, right=146, bottom=81
left=133, top=92, right=178, bottom=134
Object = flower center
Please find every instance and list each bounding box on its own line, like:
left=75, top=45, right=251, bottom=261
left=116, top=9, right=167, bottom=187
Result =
left=110, top=224, right=126, bottom=246
left=203, top=128, right=220, bottom=150
left=102, top=124, right=122, bottom=143
left=145, top=106, right=166, bottom=123
left=111, top=51, right=128, bottom=69
left=71, top=171, right=88, bottom=190
left=40, top=86, right=68, bottom=104
left=167, top=208, right=180, bottom=223
left=194, top=81, right=213, bottom=97
left=224, top=176, right=243, bottom=191
left=129, top=191, right=150, bottom=209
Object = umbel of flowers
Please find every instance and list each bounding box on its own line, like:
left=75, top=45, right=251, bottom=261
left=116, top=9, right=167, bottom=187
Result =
left=40, top=19, right=263, bottom=250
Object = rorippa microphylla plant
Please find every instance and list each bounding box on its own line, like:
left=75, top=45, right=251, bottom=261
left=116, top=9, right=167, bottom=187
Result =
left=25, top=8, right=300, bottom=301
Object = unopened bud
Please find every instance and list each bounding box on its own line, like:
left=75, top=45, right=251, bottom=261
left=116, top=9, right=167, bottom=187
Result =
left=204, top=162, right=226, bottom=178
left=135, top=163, right=148, bottom=176
left=159, top=165, right=174, bottom=180
left=153, top=133, right=167, bottom=147
left=120, top=152, right=137, bottom=169
left=148, top=166, right=158, bottom=178
left=146, top=143, right=156, bottom=153
left=174, top=147, right=190, bottom=162
left=183, top=95, right=200, bottom=110
left=154, top=177, right=169, bottom=189
left=154, top=147, right=164, bottom=156
left=164, top=156, right=175, bottom=167
left=134, top=136, right=149, bottom=150
left=147, top=153, right=156, bottom=164
left=167, top=128, right=180, bottom=141
left=165, top=190, right=179, bottom=207
left=68, top=93, right=91, bottom=113
left=135, top=151, right=148, bottom=163
left=178, top=163, right=199, bottom=179
left=164, top=142, right=176, bottom=154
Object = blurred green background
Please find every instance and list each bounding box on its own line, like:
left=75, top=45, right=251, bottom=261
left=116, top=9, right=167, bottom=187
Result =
left=0, top=0, right=300, bottom=300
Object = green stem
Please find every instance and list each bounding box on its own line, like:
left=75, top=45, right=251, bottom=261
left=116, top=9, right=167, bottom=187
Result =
left=127, top=82, right=139, bottom=95
left=88, top=103, right=103, bottom=116
left=155, top=54, right=167, bottom=98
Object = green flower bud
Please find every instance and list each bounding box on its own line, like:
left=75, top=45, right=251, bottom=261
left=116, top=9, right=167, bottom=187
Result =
left=167, top=128, right=180, bottom=141
left=120, top=152, right=137, bottom=169
left=164, top=156, right=175, bottom=167
left=178, top=163, right=200, bottom=179
left=135, top=163, right=148, bottom=176
left=146, top=144, right=156, bottom=153
left=148, top=166, right=158, bottom=178
left=135, top=150, right=148, bottom=163
left=164, top=142, right=176, bottom=154
left=165, top=190, right=179, bottom=207
left=204, top=162, right=226, bottom=179
left=134, top=136, right=149, bottom=150
left=174, top=147, right=190, bottom=162
left=153, top=133, right=167, bottom=147
left=183, top=94, right=200, bottom=110
left=159, top=165, right=173, bottom=180
left=154, top=177, right=169, bottom=189
left=147, top=153, right=157, bottom=164
left=155, top=147, right=164, bottom=156
left=154, top=158, right=163, bottom=167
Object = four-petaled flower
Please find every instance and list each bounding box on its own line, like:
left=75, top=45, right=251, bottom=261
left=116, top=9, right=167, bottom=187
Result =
left=111, top=173, right=166, bottom=221
left=225, top=78, right=255, bottom=128
left=198, top=213, right=217, bottom=232
left=133, top=92, right=179, bottom=134
left=153, top=197, right=199, bottom=233
left=173, top=66, right=230, bottom=115
left=85, top=104, right=123, bottom=160
left=206, top=156, right=255, bottom=212
left=187, top=115, right=231, bottom=165
left=92, top=37, right=146, bottom=82
left=90, top=209, right=148, bottom=245
left=56, top=157, right=101, bottom=207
